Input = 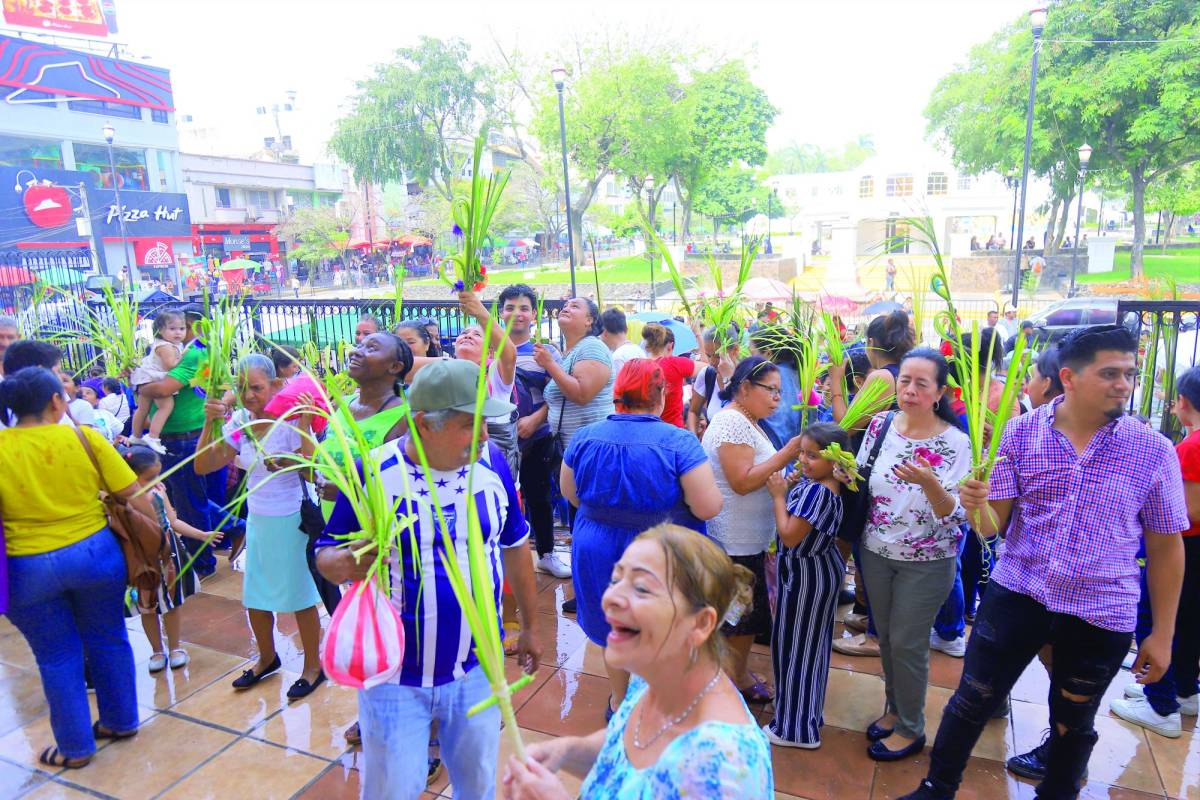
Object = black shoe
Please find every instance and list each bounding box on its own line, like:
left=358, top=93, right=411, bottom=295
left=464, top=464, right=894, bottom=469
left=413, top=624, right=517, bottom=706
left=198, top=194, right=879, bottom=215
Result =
left=838, top=588, right=857, bottom=606
left=562, top=598, right=576, bottom=614
left=1007, top=731, right=1049, bottom=780
left=427, top=757, right=443, bottom=786
left=231, top=655, right=281, bottom=689
left=867, top=720, right=894, bottom=741
left=868, top=734, right=926, bottom=762
left=287, top=671, right=326, bottom=700
left=895, top=780, right=952, bottom=800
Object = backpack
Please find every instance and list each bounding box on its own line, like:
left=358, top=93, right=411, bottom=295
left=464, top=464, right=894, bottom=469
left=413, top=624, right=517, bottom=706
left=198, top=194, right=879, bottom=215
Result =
left=74, top=428, right=174, bottom=613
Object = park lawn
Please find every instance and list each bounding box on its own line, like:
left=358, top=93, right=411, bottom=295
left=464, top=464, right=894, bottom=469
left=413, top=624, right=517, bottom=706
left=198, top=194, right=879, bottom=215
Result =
left=410, top=254, right=654, bottom=287
left=1075, top=247, right=1200, bottom=284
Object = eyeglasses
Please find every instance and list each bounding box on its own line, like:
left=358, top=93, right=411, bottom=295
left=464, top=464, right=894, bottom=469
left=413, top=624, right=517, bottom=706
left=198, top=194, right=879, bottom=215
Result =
left=751, top=381, right=782, bottom=397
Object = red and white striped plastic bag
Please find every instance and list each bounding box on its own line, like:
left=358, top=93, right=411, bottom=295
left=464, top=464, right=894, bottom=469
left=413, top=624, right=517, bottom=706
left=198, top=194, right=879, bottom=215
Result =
left=321, top=578, right=405, bottom=689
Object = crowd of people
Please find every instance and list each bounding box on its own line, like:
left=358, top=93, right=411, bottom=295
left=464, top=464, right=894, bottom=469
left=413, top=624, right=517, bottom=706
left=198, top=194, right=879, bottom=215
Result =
left=0, top=281, right=1195, bottom=800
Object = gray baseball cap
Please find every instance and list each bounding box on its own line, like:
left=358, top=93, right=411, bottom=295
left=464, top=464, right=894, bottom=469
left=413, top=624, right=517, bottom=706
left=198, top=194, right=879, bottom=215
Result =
left=407, top=358, right=515, bottom=417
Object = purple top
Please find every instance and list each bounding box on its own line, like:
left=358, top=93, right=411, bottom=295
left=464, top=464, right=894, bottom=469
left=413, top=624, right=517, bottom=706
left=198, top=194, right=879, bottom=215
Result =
left=989, top=396, right=1188, bottom=632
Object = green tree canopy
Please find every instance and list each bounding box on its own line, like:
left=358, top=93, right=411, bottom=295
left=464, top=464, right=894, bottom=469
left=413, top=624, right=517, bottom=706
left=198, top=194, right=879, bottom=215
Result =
left=764, top=135, right=875, bottom=175
left=329, top=37, right=493, bottom=201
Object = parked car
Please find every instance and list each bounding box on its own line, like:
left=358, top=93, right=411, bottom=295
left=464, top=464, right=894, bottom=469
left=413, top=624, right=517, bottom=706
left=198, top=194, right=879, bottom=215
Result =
left=1024, top=297, right=1122, bottom=344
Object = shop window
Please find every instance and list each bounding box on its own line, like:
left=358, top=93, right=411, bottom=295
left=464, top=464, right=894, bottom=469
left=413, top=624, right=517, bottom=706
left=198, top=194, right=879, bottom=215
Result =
left=957, top=174, right=973, bottom=191
left=69, top=99, right=141, bottom=119
left=73, top=143, right=148, bottom=191
left=858, top=175, right=874, bottom=198
left=216, top=188, right=232, bottom=208
left=151, top=108, right=169, bottom=124
left=927, top=172, right=948, bottom=195
left=246, top=190, right=274, bottom=209
left=0, top=134, right=64, bottom=170
left=886, top=174, right=913, bottom=197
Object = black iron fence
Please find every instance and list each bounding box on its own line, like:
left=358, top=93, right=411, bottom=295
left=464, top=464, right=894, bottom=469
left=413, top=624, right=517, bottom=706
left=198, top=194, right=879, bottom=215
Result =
left=1118, top=299, right=1200, bottom=439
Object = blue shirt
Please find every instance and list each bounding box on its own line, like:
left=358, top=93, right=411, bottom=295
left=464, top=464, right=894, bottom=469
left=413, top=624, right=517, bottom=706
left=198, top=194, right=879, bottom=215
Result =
left=318, top=437, right=529, bottom=687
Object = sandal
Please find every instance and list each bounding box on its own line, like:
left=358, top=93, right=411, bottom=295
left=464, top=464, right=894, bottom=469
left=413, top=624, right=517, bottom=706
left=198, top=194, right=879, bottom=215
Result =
left=39, top=746, right=91, bottom=769
left=92, top=721, right=137, bottom=741
left=344, top=722, right=361, bottom=745
left=738, top=677, right=774, bottom=704
left=503, top=622, right=521, bottom=656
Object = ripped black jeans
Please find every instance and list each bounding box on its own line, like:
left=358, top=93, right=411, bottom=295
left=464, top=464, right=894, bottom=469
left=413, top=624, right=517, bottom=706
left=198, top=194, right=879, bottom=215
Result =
left=924, top=583, right=1131, bottom=799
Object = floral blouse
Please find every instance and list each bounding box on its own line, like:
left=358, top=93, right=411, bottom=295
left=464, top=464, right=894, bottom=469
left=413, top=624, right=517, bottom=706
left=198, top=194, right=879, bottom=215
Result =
left=858, top=412, right=971, bottom=562
left=578, top=676, right=773, bottom=799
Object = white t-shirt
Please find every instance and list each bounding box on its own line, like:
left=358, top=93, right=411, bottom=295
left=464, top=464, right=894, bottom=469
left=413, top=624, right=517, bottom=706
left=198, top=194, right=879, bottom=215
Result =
left=610, top=342, right=646, bottom=377
left=701, top=408, right=777, bottom=556
left=98, top=392, right=131, bottom=426
left=692, top=369, right=724, bottom=421
left=487, top=361, right=516, bottom=426
left=223, top=413, right=305, bottom=517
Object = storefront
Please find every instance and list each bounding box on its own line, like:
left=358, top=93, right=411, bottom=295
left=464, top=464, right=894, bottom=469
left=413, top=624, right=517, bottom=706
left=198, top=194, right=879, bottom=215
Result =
left=87, top=186, right=192, bottom=287
left=192, top=223, right=283, bottom=270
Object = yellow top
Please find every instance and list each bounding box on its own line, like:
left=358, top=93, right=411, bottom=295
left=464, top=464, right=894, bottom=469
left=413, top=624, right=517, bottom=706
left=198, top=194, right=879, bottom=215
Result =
left=0, top=425, right=138, bottom=556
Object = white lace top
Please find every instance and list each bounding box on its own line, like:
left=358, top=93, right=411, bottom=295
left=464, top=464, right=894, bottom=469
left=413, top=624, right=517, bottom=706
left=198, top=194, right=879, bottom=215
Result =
left=701, top=408, right=777, bottom=556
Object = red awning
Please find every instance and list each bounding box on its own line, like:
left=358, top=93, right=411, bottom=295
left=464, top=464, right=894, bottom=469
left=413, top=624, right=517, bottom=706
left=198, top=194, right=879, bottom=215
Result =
left=0, top=266, right=37, bottom=287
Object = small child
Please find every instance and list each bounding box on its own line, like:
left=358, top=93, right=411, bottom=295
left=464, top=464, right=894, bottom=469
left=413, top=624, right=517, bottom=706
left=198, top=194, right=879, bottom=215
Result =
left=763, top=422, right=851, bottom=749
left=120, top=446, right=222, bottom=673
left=129, top=310, right=187, bottom=454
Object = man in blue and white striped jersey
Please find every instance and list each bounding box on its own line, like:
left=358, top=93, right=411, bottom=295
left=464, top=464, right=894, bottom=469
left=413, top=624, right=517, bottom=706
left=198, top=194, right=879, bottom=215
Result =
left=316, top=358, right=542, bottom=800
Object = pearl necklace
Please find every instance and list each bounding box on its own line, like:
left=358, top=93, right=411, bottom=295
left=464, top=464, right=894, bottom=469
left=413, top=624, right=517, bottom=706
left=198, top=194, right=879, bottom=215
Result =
left=632, top=668, right=723, bottom=750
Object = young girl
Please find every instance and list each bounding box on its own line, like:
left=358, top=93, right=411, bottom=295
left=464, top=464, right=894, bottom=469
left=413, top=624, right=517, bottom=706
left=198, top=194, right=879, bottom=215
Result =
left=763, top=421, right=850, bottom=749
left=129, top=310, right=187, bottom=454
left=120, top=445, right=222, bottom=672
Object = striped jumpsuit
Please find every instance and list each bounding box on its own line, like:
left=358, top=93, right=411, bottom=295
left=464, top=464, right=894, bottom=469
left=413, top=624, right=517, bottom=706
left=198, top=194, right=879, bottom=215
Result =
left=768, top=479, right=844, bottom=745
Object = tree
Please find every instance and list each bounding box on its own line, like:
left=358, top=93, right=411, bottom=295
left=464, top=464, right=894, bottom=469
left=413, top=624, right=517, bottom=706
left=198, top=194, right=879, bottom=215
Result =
left=276, top=205, right=357, bottom=271
left=530, top=51, right=681, bottom=263
left=928, top=1, right=1200, bottom=275
left=672, top=61, right=775, bottom=238
left=692, top=166, right=763, bottom=239
left=1147, top=164, right=1200, bottom=249
left=764, top=135, right=876, bottom=175
left=329, top=37, right=492, bottom=201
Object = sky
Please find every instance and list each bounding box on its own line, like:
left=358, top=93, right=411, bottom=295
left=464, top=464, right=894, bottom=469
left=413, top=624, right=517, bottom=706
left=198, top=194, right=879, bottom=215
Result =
left=110, top=0, right=1035, bottom=165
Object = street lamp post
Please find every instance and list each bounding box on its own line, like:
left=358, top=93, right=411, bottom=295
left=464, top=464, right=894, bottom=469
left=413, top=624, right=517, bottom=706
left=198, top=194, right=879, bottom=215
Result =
left=551, top=68, right=576, bottom=296
left=102, top=124, right=135, bottom=282
left=1010, top=7, right=1047, bottom=309
left=645, top=174, right=656, bottom=309
left=1068, top=143, right=1092, bottom=297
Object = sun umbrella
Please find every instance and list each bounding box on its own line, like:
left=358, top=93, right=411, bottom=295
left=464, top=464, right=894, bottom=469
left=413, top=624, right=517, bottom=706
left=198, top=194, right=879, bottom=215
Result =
left=815, top=295, right=859, bottom=315
left=741, top=276, right=793, bottom=302
left=395, top=234, right=432, bottom=247
left=862, top=300, right=903, bottom=316
left=630, top=312, right=699, bottom=354
left=220, top=258, right=260, bottom=272
left=0, top=266, right=36, bottom=287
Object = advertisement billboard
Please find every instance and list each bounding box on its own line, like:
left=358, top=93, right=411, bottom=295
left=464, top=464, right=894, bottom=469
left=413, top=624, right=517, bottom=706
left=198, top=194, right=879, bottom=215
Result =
left=2, top=0, right=117, bottom=38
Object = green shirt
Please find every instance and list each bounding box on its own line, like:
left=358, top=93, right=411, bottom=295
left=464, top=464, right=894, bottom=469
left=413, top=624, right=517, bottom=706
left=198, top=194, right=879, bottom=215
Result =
left=155, top=343, right=207, bottom=435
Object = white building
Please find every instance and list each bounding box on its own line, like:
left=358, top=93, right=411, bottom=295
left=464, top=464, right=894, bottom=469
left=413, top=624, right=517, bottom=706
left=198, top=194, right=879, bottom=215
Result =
left=763, top=150, right=1053, bottom=259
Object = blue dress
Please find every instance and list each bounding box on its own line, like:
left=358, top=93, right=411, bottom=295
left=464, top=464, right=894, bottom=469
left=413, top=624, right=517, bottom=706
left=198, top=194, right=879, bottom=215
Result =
left=578, top=676, right=774, bottom=798
left=564, top=414, right=708, bottom=646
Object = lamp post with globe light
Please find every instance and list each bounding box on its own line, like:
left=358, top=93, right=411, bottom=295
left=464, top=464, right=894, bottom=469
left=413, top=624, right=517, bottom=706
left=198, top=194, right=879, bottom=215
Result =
left=551, top=67, right=576, bottom=296
left=1010, top=7, right=1047, bottom=309
left=1068, top=143, right=1092, bottom=297
left=102, top=123, right=135, bottom=281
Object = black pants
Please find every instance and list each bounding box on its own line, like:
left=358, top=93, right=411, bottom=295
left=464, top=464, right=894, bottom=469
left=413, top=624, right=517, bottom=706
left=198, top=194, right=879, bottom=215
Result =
left=519, top=435, right=556, bottom=557
left=1136, top=535, right=1200, bottom=714
left=925, top=583, right=1131, bottom=799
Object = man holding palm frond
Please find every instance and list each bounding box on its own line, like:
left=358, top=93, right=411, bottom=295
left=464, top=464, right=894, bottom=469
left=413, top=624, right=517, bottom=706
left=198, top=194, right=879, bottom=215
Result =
left=316, top=359, right=542, bottom=800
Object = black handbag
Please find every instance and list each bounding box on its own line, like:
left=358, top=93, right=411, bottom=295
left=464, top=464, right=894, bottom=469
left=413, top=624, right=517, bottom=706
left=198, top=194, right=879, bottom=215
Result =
left=836, top=411, right=895, bottom=543
left=546, top=396, right=568, bottom=477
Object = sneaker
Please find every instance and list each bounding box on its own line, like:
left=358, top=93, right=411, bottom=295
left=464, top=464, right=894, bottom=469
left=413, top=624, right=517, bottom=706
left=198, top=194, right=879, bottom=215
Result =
left=843, top=612, right=869, bottom=634
left=761, top=722, right=820, bottom=749
left=1109, top=696, right=1182, bottom=738
left=142, top=436, right=167, bottom=455
left=536, top=553, right=572, bottom=579
left=1124, top=683, right=1199, bottom=716
left=929, top=632, right=967, bottom=658
left=832, top=632, right=880, bottom=657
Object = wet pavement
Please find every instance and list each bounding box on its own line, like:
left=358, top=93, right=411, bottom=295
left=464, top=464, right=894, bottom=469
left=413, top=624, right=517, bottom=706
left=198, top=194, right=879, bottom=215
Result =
left=0, top=545, right=1194, bottom=799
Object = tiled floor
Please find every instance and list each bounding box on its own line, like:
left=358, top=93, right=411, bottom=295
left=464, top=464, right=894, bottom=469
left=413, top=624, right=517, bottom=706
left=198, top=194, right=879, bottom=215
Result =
left=0, top=545, right=1194, bottom=800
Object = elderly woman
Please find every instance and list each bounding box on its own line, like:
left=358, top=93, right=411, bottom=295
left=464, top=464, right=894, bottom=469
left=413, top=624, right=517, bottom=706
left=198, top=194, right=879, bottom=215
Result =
left=856, top=349, right=970, bottom=762
left=535, top=297, right=614, bottom=455
left=0, top=367, right=153, bottom=769
left=560, top=360, right=723, bottom=717
left=195, top=354, right=324, bottom=700
left=703, top=356, right=804, bottom=703
left=503, top=524, right=773, bottom=799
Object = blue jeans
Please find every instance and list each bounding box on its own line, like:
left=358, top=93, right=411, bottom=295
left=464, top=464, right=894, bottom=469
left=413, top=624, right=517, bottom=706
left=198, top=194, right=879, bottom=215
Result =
left=1134, top=536, right=1200, bottom=715
left=962, top=530, right=997, bottom=617
left=161, top=434, right=215, bottom=575
left=934, top=529, right=969, bottom=641
left=5, top=527, right=139, bottom=759
left=358, top=666, right=500, bottom=800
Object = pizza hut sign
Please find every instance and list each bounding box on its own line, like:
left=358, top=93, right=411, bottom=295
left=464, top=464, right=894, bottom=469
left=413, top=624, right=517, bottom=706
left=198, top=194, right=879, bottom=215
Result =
left=105, top=203, right=185, bottom=226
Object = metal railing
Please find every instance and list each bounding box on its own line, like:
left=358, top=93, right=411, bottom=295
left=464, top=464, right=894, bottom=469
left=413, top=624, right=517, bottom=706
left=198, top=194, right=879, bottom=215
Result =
left=1118, top=299, right=1200, bottom=439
